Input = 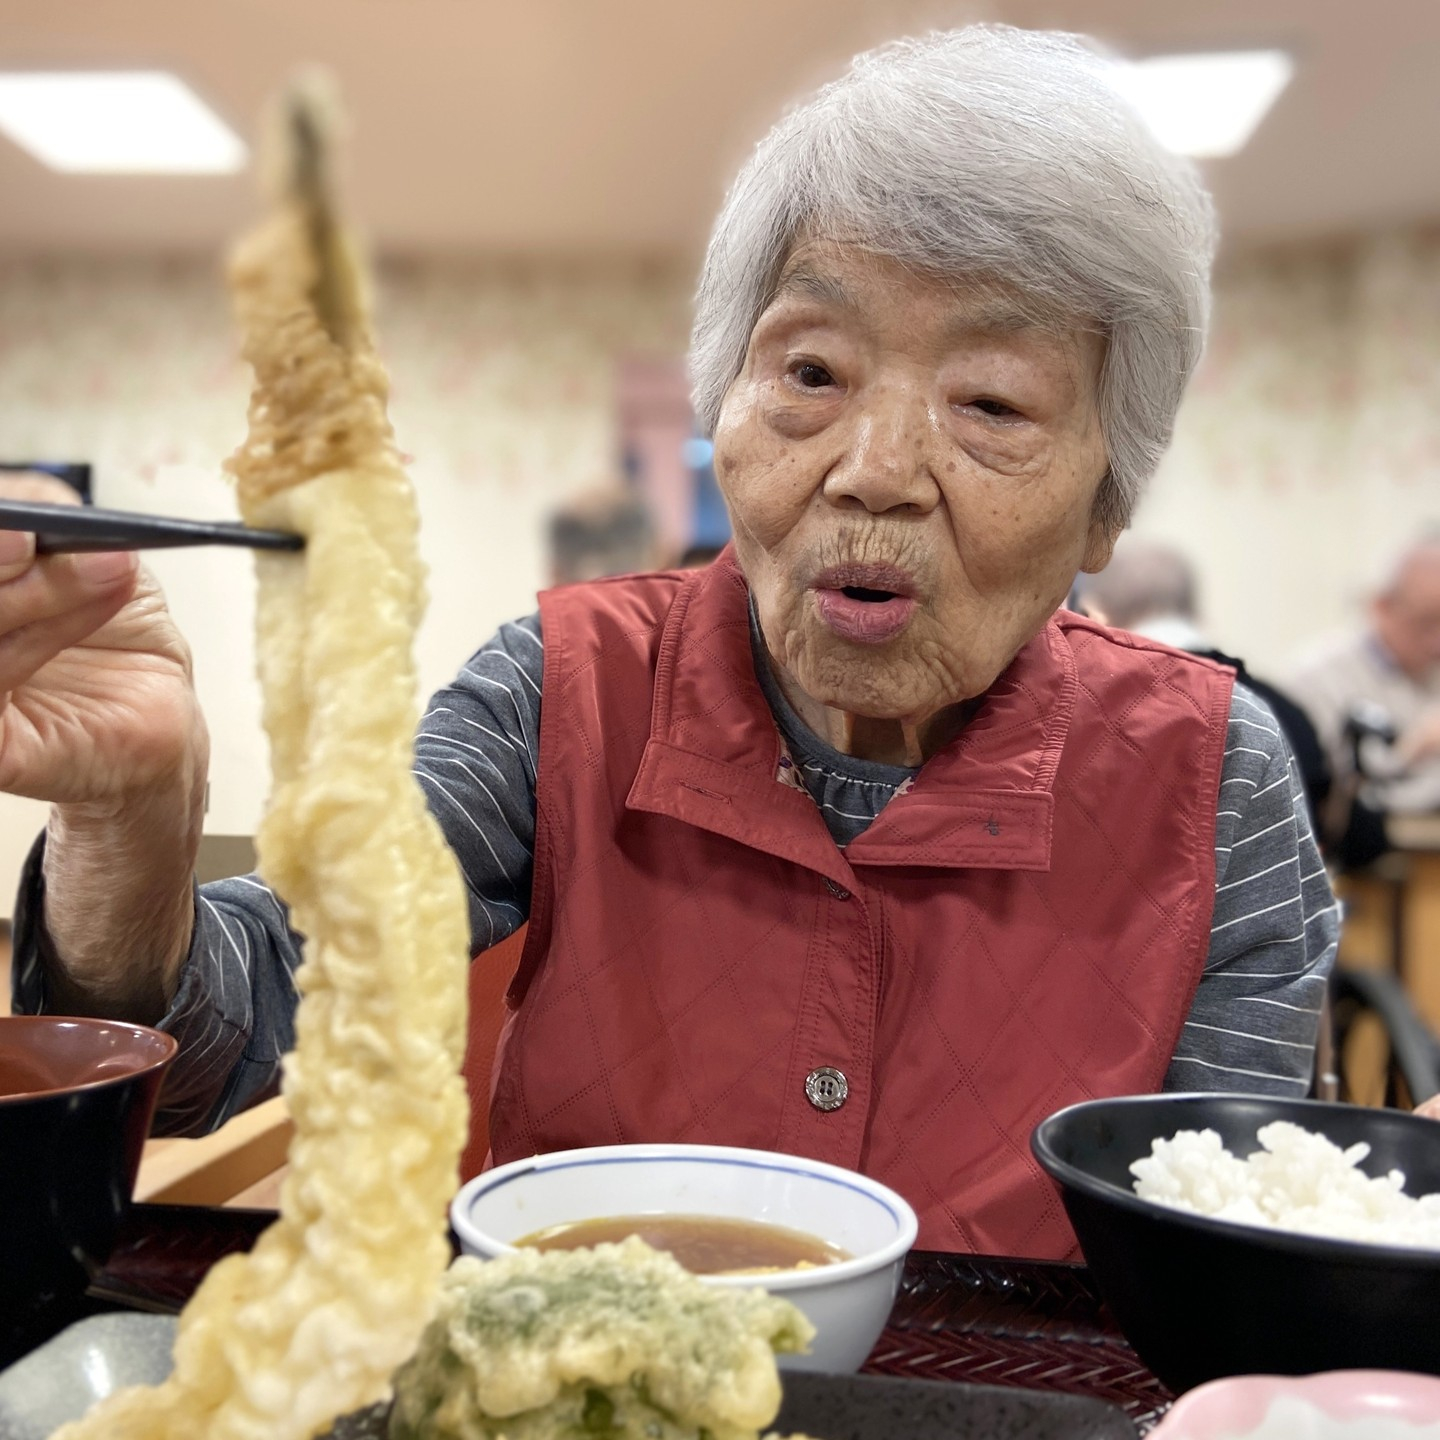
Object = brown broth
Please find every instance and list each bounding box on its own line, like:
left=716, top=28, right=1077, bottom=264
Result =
left=513, top=1213, right=851, bottom=1275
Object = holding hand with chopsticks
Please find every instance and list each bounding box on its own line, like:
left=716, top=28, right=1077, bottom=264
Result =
left=0, top=470, right=206, bottom=1023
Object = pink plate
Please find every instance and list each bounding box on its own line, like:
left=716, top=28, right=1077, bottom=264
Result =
left=1151, top=1371, right=1440, bottom=1437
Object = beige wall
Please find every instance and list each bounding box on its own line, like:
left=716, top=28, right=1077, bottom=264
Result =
left=1136, top=229, right=1440, bottom=678
left=0, top=257, right=690, bottom=912
left=1, top=231, right=1438, bottom=911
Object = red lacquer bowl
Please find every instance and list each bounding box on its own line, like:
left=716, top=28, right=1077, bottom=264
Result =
left=1, top=1015, right=176, bottom=1361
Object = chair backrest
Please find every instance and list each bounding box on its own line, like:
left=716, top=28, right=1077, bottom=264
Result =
left=459, top=925, right=527, bottom=1181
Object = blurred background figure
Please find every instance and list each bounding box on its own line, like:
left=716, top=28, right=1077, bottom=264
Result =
left=1075, top=539, right=1388, bottom=868
left=1071, top=539, right=1205, bottom=651
left=1287, top=537, right=1440, bottom=818
left=545, top=488, right=660, bottom=586
left=676, top=543, right=725, bottom=568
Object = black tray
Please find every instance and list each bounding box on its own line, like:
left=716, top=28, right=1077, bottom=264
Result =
left=320, top=1372, right=1136, bottom=1439
left=776, top=1371, right=1136, bottom=1438
left=1, top=1311, right=1136, bottom=1440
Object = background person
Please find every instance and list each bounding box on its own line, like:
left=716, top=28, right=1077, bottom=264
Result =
left=1287, top=536, right=1440, bottom=817
left=546, top=487, right=660, bottom=585
left=1074, top=539, right=1389, bottom=869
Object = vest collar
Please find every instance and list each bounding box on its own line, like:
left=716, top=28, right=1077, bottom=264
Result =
left=626, top=553, right=1073, bottom=878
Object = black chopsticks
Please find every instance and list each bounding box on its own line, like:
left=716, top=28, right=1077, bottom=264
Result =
left=0, top=500, right=304, bottom=555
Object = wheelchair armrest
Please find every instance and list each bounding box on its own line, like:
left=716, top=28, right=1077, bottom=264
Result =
left=1332, top=967, right=1440, bottom=1105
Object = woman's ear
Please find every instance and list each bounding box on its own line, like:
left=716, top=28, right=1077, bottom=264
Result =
left=1077, top=456, right=1126, bottom=574
left=1080, top=490, right=1123, bottom=574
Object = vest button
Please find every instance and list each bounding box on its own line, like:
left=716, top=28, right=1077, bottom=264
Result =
left=805, top=1066, right=848, bottom=1112
left=824, top=878, right=851, bottom=900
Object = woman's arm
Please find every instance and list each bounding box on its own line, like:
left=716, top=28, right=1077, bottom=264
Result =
left=1163, top=684, right=1341, bottom=1096
left=412, top=614, right=541, bottom=954
left=14, top=613, right=549, bottom=1135
left=0, top=471, right=208, bottom=1023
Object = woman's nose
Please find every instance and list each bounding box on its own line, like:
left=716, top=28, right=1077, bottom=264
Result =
left=821, top=386, right=942, bottom=515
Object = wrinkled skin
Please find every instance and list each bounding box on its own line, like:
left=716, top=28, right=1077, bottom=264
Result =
left=0, top=470, right=206, bottom=1018
left=713, top=241, right=1117, bottom=765
left=0, top=472, right=203, bottom=809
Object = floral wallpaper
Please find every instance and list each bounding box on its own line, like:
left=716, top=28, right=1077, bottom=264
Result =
left=0, top=254, right=692, bottom=506
left=0, top=255, right=692, bottom=844
left=1167, top=229, right=1440, bottom=496
left=1126, top=228, right=1440, bottom=672
left=0, top=229, right=1435, bottom=844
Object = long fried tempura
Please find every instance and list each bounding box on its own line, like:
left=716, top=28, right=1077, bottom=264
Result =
left=52, top=77, right=470, bottom=1440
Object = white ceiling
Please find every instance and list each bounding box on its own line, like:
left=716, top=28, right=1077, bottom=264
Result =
left=0, top=0, right=1437, bottom=262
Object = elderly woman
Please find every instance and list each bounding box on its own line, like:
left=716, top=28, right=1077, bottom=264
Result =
left=3, top=27, right=1341, bottom=1258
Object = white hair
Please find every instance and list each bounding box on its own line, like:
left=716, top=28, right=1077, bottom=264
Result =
left=688, top=25, right=1216, bottom=532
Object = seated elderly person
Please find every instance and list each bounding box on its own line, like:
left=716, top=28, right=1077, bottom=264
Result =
left=1287, top=535, right=1440, bottom=817
left=1073, top=538, right=1392, bottom=871
left=546, top=487, right=660, bottom=586
left=2, top=27, right=1340, bottom=1258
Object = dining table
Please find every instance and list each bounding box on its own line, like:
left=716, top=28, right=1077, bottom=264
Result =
left=12, top=1201, right=1176, bottom=1436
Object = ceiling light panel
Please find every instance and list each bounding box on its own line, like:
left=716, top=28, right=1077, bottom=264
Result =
left=1109, top=50, right=1295, bottom=159
left=0, top=71, right=246, bottom=173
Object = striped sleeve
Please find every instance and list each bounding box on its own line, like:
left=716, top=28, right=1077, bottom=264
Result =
left=412, top=613, right=541, bottom=955
left=1163, top=683, right=1341, bottom=1095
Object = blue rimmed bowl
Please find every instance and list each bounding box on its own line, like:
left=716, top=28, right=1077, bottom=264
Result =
left=450, top=1142, right=918, bottom=1372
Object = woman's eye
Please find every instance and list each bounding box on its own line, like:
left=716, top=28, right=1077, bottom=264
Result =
left=792, top=362, right=835, bottom=389
left=968, top=397, right=1019, bottom=418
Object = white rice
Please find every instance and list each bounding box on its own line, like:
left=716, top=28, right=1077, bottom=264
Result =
left=1129, top=1121, right=1440, bottom=1249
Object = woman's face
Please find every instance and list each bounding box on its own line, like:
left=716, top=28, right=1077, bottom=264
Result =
left=713, top=240, right=1115, bottom=759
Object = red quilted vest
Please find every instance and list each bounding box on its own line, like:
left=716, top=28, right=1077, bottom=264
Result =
left=488, top=554, right=1234, bottom=1258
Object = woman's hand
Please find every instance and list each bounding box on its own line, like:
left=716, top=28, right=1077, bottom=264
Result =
left=0, top=472, right=209, bottom=1021
left=1416, top=1095, right=1440, bottom=1121
left=0, top=472, right=205, bottom=808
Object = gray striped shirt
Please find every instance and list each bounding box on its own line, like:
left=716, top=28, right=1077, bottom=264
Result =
left=12, top=610, right=1339, bottom=1135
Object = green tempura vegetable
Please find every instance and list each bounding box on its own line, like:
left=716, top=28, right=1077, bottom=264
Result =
left=388, top=1238, right=814, bottom=1440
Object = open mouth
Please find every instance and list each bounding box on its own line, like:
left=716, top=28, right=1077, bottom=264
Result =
left=812, top=570, right=919, bottom=645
